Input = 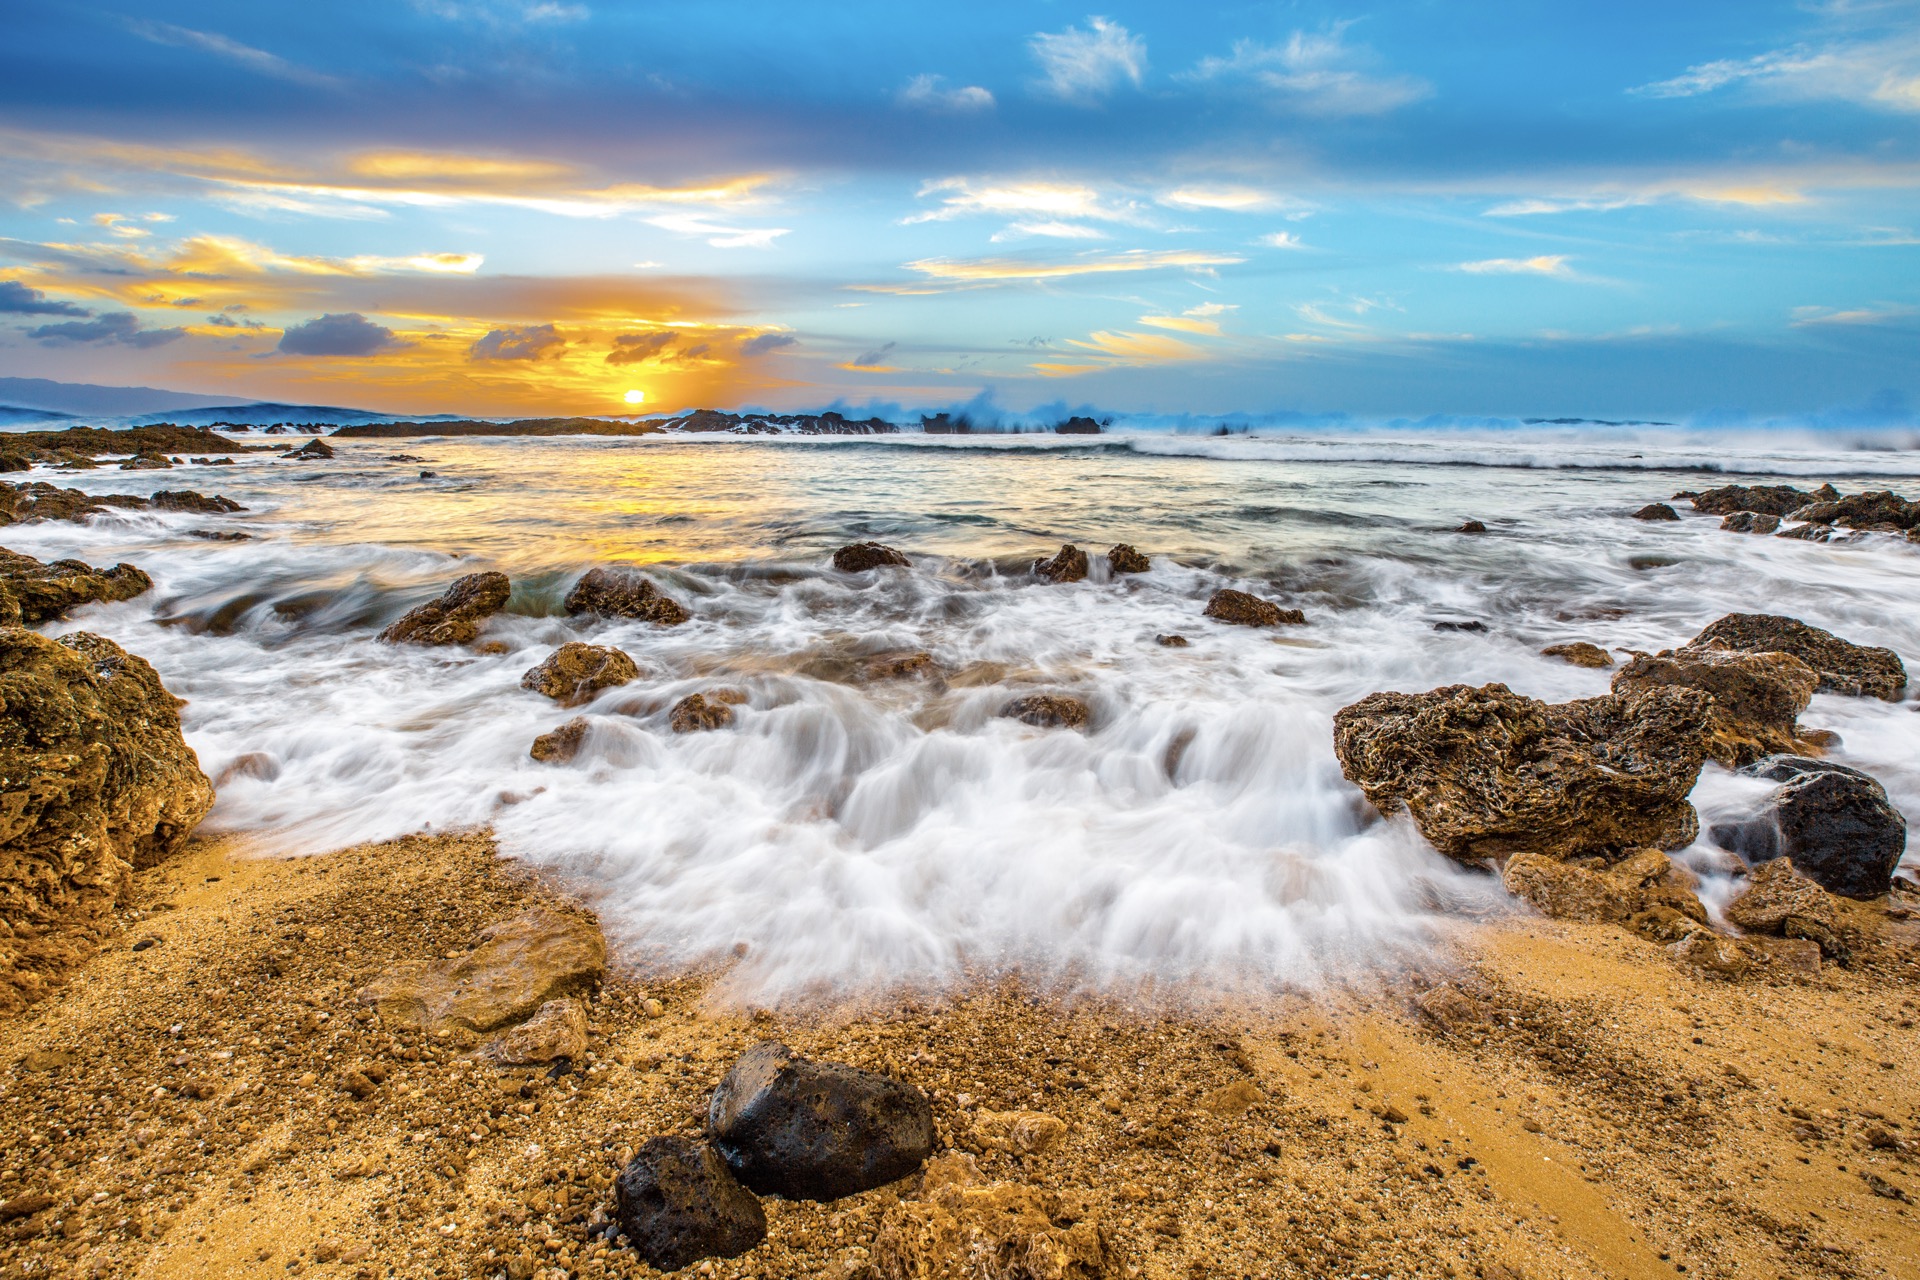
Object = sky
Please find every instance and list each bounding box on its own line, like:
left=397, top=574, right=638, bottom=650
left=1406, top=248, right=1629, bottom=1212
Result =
left=0, top=1, right=1916, bottom=421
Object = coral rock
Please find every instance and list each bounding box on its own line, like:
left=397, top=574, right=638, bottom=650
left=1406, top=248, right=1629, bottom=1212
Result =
left=1033, top=544, right=1089, bottom=584
left=1687, top=613, right=1905, bottom=700
left=1106, top=544, right=1150, bottom=574
left=530, top=716, right=590, bottom=764
left=871, top=1152, right=1109, bottom=1280
left=1611, top=645, right=1817, bottom=768
left=670, top=693, right=735, bottom=733
left=380, top=571, right=511, bottom=646
left=1541, top=641, right=1612, bottom=669
left=833, top=542, right=911, bottom=573
left=1202, top=589, right=1305, bottom=627
left=1000, top=694, right=1091, bottom=731
left=520, top=642, right=639, bottom=705
left=481, top=997, right=588, bottom=1065
left=563, top=566, right=691, bottom=625
left=1633, top=503, right=1680, bottom=521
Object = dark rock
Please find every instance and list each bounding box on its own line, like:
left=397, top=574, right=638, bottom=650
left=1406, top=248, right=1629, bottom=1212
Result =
left=832, top=542, right=910, bottom=573
left=1433, top=620, right=1488, bottom=633
left=119, top=453, right=172, bottom=471
left=1107, top=544, right=1150, bottom=574
left=613, top=1137, right=767, bottom=1272
left=1541, top=642, right=1612, bottom=669
left=1155, top=633, right=1190, bottom=648
left=1332, top=683, right=1711, bottom=861
left=1054, top=416, right=1103, bottom=434
left=1687, top=613, right=1905, bottom=700
left=1690, top=485, right=1816, bottom=517
left=520, top=642, right=639, bottom=705
left=379, top=571, right=511, bottom=646
left=530, top=717, right=590, bottom=764
left=1000, top=694, right=1091, bottom=730
left=385, top=454, right=426, bottom=463
left=187, top=530, right=251, bottom=542
left=564, top=566, right=691, bottom=625
left=0, top=547, right=152, bottom=625
left=1203, top=589, right=1304, bottom=627
left=708, top=1041, right=935, bottom=1200
left=1633, top=503, right=1680, bottom=521
left=1720, top=512, right=1781, bottom=535
left=148, top=490, right=245, bottom=514
left=1709, top=755, right=1906, bottom=899
left=670, top=693, right=734, bottom=733
left=1611, top=646, right=1817, bottom=768
left=1776, top=522, right=1835, bottom=542
left=1785, top=490, right=1920, bottom=531
left=1454, top=520, right=1487, bottom=534
left=1033, top=544, right=1089, bottom=584
left=282, top=438, right=335, bottom=460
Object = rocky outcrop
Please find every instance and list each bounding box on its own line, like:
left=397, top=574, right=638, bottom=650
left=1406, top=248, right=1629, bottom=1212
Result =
left=0, top=548, right=152, bottom=625
left=670, top=693, right=735, bottom=733
left=0, top=484, right=242, bottom=526
left=833, top=542, right=910, bottom=573
left=357, top=908, right=605, bottom=1034
left=613, top=1137, right=767, bottom=1272
left=379, top=571, right=511, bottom=646
left=1106, top=544, right=1150, bottom=574
left=1033, top=545, right=1089, bottom=584
left=1724, top=858, right=1851, bottom=959
left=1000, top=694, right=1091, bottom=731
left=1721, top=512, right=1780, bottom=535
left=1610, top=646, right=1818, bottom=767
left=708, top=1041, right=936, bottom=1200
left=1203, top=589, right=1305, bottom=627
left=520, top=643, right=639, bottom=705
left=563, top=566, right=691, bottom=625
left=1709, top=755, right=1906, bottom=899
left=1687, top=614, right=1905, bottom=700
left=1503, top=849, right=1708, bottom=936
left=1541, top=642, right=1612, bottom=668
left=281, top=438, right=334, bottom=460
left=529, top=717, right=590, bottom=764
left=0, top=629, right=214, bottom=1014
left=149, top=490, right=245, bottom=514
left=870, top=1152, right=1108, bottom=1280
left=1690, top=484, right=1825, bottom=517
left=1633, top=503, right=1679, bottom=521
left=1332, top=683, right=1711, bottom=861
left=1783, top=490, right=1920, bottom=532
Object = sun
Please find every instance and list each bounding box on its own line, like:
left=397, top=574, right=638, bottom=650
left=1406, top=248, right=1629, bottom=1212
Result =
left=622, top=389, right=646, bottom=406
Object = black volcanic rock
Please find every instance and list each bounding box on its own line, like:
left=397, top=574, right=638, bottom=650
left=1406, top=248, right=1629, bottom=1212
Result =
left=1710, top=755, right=1907, bottom=899
left=612, top=1137, right=766, bottom=1271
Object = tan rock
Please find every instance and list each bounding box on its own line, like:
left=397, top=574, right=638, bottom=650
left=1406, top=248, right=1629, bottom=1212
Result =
left=520, top=642, right=639, bottom=705
left=1611, top=646, right=1818, bottom=767
left=871, top=1152, right=1109, bottom=1280
left=1033, top=544, right=1089, bottom=584
left=1502, top=854, right=1631, bottom=923
left=1726, top=858, right=1835, bottom=935
left=380, top=571, right=511, bottom=646
left=1000, top=694, right=1090, bottom=731
left=481, top=998, right=588, bottom=1065
left=1106, top=544, right=1150, bottom=574
left=974, top=1109, right=1069, bottom=1154
left=1199, top=1080, right=1264, bottom=1116
left=1412, top=985, right=1485, bottom=1032
left=1541, top=641, right=1612, bottom=669
left=357, top=909, right=605, bottom=1033
left=530, top=716, right=590, bottom=764
left=1670, top=932, right=1758, bottom=979
left=0, top=547, right=152, bottom=626
left=1203, top=588, right=1304, bottom=627
left=670, top=693, right=734, bottom=733
left=563, top=566, right=690, bottom=625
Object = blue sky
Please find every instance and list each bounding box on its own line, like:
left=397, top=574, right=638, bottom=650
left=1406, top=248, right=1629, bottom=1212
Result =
left=0, top=0, right=1915, bottom=419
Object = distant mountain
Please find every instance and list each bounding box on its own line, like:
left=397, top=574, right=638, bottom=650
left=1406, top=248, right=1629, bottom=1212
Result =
left=0, top=404, right=76, bottom=427
left=123, top=402, right=455, bottom=428
left=0, top=377, right=234, bottom=417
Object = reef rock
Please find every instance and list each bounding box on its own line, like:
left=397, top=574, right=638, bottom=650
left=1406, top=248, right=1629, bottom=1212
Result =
left=563, top=566, right=691, bottom=625
left=1633, top=503, right=1680, bottom=521
left=1503, top=848, right=1708, bottom=932
left=0, top=547, right=152, bottom=626
left=1000, top=694, right=1091, bottom=731
left=1610, top=646, right=1817, bottom=768
left=0, top=629, right=214, bottom=1014
left=148, top=490, right=245, bottom=514
left=670, top=693, right=735, bottom=733
left=1709, top=755, right=1906, bottom=899
left=357, top=908, right=605, bottom=1033
left=1106, top=544, right=1150, bottom=574
left=1724, top=857, right=1850, bottom=959
left=1690, top=484, right=1820, bottom=517
left=1332, top=682, right=1712, bottom=861
left=1203, top=589, right=1305, bottom=627
left=1541, top=641, right=1612, bottom=669
left=833, top=542, right=911, bottom=573
left=613, top=1137, right=767, bottom=1272
left=380, top=571, right=511, bottom=646
left=1033, top=544, right=1089, bottom=584
left=1784, top=490, right=1920, bottom=532
left=871, top=1152, right=1109, bottom=1280
left=529, top=716, right=590, bottom=764
left=520, top=642, right=639, bottom=706
left=1721, top=512, right=1781, bottom=535
left=1687, top=613, right=1904, bottom=700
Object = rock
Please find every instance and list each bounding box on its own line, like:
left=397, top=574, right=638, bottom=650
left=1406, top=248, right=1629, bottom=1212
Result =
left=1412, top=986, right=1485, bottom=1032
left=833, top=542, right=911, bottom=573
left=379, top=571, right=511, bottom=646
left=520, top=642, right=639, bottom=705
left=119, top=452, right=172, bottom=470
left=0, top=481, right=143, bottom=525
left=1784, top=490, right=1920, bottom=531
left=530, top=717, right=590, bottom=764
left=1686, top=614, right=1905, bottom=700
left=1504, top=849, right=1707, bottom=927
left=1670, top=932, right=1758, bottom=979
left=0, top=547, right=152, bottom=625
left=148, top=490, right=245, bottom=514
left=708, top=1041, right=936, bottom=1200
left=357, top=908, right=606, bottom=1033
left=1709, top=755, right=1906, bottom=898
left=282, top=438, right=335, bottom=460
left=1724, top=858, right=1847, bottom=957
left=1776, top=522, right=1834, bottom=542
left=865, top=651, right=938, bottom=681
left=1749, top=936, right=1824, bottom=977
left=0, top=630, right=214, bottom=1014
left=563, top=566, right=691, bottom=625
left=481, top=997, right=588, bottom=1065
left=973, top=1110, right=1068, bottom=1155
left=1433, top=620, right=1488, bottom=633
left=1106, top=544, right=1150, bottom=574
left=1721, top=512, right=1781, bottom=535
left=1633, top=503, right=1680, bottom=521
left=1610, top=646, right=1817, bottom=768
left=1033, top=545, right=1089, bottom=584
left=1154, top=634, right=1189, bottom=648
left=612, top=1137, right=767, bottom=1272
left=1541, top=642, right=1612, bottom=669
left=870, top=1152, right=1108, bottom=1280
left=1455, top=520, right=1486, bottom=533
left=1332, top=683, right=1711, bottom=861
left=1202, top=589, right=1305, bottom=627
left=670, top=693, right=734, bottom=733
left=1000, top=694, right=1091, bottom=731
left=1689, top=484, right=1816, bottom=517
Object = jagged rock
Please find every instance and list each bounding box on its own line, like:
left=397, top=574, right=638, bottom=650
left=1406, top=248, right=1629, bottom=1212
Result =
left=1107, top=544, right=1150, bottom=574
left=870, top=1152, right=1108, bottom=1280
left=1690, top=484, right=1819, bottom=517
left=119, top=453, right=172, bottom=471
left=1332, top=683, right=1711, bottom=861
left=0, top=630, right=214, bottom=1014
left=563, top=566, right=690, bottom=625
left=1203, top=589, right=1305, bottom=627
left=0, top=481, right=142, bottom=525
left=1724, top=858, right=1849, bottom=960
left=1777, top=522, right=1835, bottom=542
left=1721, top=512, right=1781, bottom=535
left=520, top=642, right=639, bottom=706
left=1541, top=642, right=1612, bottom=669
left=1688, top=613, right=1905, bottom=700
left=480, top=997, right=587, bottom=1065
left=708, top=1041, right=936, bottom=1200
left=1000, top=694, right=1091, bottom=731
left=530, top=716, right=590, bottom=764
left=356, top=908, right=605, bottom=1033
left=1503, top=848, right=1708, bottom=929
left=379, top=571, right=511, bottom=646
left=1611, top=646, right=1817, bottom=768
left=148, top=490, right=245, bottom=514
left=1033, top=545, right=1089, bottom=584
left=1784, top=490, right=1920, bottom=531
left=670, top=693, right=735, bottom=733
left=282, top=438, right=334, bottom=460
left=1633, top=503, right=1680, bottom=521
left=1709, top=755, right=1906, bottom=899
left=613, top=1137, right=767, bottom=1272
left=1455, top=520, right=1486, bottom=534
left=833, top=542, right=910, bottom=573
left=0, top=547, right=152, bottom=625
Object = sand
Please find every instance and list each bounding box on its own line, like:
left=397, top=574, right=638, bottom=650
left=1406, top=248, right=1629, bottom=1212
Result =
left=1, top=830, right=1917, bottom=1280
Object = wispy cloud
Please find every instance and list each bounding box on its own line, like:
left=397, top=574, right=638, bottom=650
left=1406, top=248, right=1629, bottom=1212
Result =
left=1030, top=17, right=1146, bottom=104
left=897, top=75, right=995, bottom=111
left=1189, top=28, right=1430, bottom=116
left=1159, top=187, right=1293, bottom=213
left=646, top=213, right=789, bottom=249
left=1455, top=255, right=1578, bottom=278
left=906, top=178, right=1143, bottom=227
left=1791, top=303, right=1917, bottom=326
left=888, top=248, right=1243, bottom=287
left=991, top=221, right=1110, bottom=241
left=126, top=20, right=341, bottom=89
left=1260, top=231, right=1308, bottom=249
left=1633, top=30, right=1920, bottom=112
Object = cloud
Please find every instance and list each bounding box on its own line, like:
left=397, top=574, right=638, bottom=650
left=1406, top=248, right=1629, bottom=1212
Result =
left=898, top=75, right=995, bottom=111
left=1791, top=304, right=1917, bottom=326
left=1260, top=231, right=1307, bottom=249
left=905, top=178, right=1143, bottom=227
left=992, top=221, right=1109, bottom=241
left=278, top=312, right=404, bottom=356
left=887, top=248, right=1243, bottom=287
left=846, top=341, right=897, bottom=368
left=1159, top=188, right=1291, bottom=212
left=412, top=0, right=588, bottom=24
left=1633, top=31, right=1920, bottom=112
left=1030, top=17, right=1146, bottom=103
left=647, top=213, right=789, bottom=249
left=1138, top=302, right=1238, bottom=335
left=470, top=323, right=566, bottom=360
left=0, top=280, right=87, bottom=315
left=27, top=311, right=185, bottom=348
left=126, top=20, right=340, bottom=89
left=739, top=332, right=798, bottom=357
left=1455, top=255, right=1577, bottom=278
left=1190, top=29, right=1430, bottom=116
left=605, top=330, right=678, bottom=365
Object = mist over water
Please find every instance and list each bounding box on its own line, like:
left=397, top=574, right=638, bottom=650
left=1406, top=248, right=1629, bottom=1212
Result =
left=16, top=429, right=1920, bottom=1003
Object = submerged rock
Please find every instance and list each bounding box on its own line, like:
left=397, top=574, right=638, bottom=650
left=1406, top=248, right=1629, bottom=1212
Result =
left=282, top=438, right=335, bottom=460
left=530, top=716, right=590, bottom=764
left=379, top=571, right=511, bottom=646
left=1332, top=683, right=1711, bottom=861
left=0, top=629, right=214, bottom=1014
left=1106, top=544, right=1150, bottom=574
left=1033, top=544, right=1089, bottom=584
left=357, top=908, right=606, bottom=1033
left=1687, top=613, right=1905, bottom=700
left=1154, top=633, right=1190, bottom=648
left=1690, top=484, right=1818, bottom=517
left=564, top=566, right=691, bottom=625
left=1541, top=641, right=1612, bottom=669
left=613, top=1137, right=767, bottom=1272
left=870, top=1152, right=1109, bottom=1280
left=1709, top=755, right=1906, bottom=899
left=1611, top=646, right=1817, bottom=768
left=1202, top=588, right=1305, bottom=627
left=670, top=692, right=734, bottom=733
left=708, top=1041, right=935, bottom=1200
left=833, top=542, right=911, bottom=573
left=865, top=651, right=939, bottom=681
left=149, top=490, right=245, bottom=514
left=1720, top=511, right=1781, bottom=535
left=1000, top=694, right=1091, bottom=731
left=1633, top=503, right=1680, bottom=521
left=480, top=997, right=587, bottom=1065
left=1454, top=520, right=1487, bottom=534
left=520, top=642, right=639, bottom=705
left=0, top=547, right=152, bottom=625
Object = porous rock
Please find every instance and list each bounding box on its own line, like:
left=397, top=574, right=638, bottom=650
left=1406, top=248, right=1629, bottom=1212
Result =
left=1332, top=682, right=1711, bottom=861
left=670, top=693, right=734, bottom=733
left=379, top=571, right=511, bottom=646
left=1721, top=512, right=1781, bottom=535
left=530, top=716, right=590, bottom=764
left=520, top=642, right=639, bottom=705
left=1610, top=646, right=1817, bottom=768
left=865, top=651, right=939, bottom=681
left=1709, top=755, right=1906, bottom=899
left=708, top=1040, right=936, bottom=1200
left=870, top=1152, right=1108, bottom=1280
left=1000, top=694, right=1091, bottom=731
left=613, top=1137, right=767, bottom=1272
left=1724, top=858, right=1850, bottom=960
left=1503, top=849, right=1708, bottom=932
left=356, top=908, right=605, bottom=1033
left=148, top=490, right=245, bottom=514
left=972, top=1110, right=1069, bottom=1156
left=1541, top=641, right=1612, bottom=669
left=0, top=547, right=152, bottom=625
left=833, top=542, right=910, bottom=573
left=1688, top=613, right=1905, bottom=699
left=480, top=997, right=588, bottom=1065
left=0, top=629, right=214, bottom=1014
left=1033, top=544, right=1089, bottom=584
left=0, top=481, right=144, bottom=525
left=1203, top=589, right=1305, bottom=627
left=1633, top=503, right=1680, bottom=521
left=1690, top=484, right=1818, bottom=517
left=1106, top=544, right=1150, bottom=574
left=563, top=566, right=690, bottom=625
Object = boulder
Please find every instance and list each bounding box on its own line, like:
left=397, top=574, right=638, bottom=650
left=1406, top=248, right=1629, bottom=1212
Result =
left=0, top=630, right=214, bottom=1014
left=1033, top=545, right=1089, bottom=584
left=708, top=1041, right=936, bottom=1200
left=282, top=438, right=334, bottom=460
left=1689, top=485, right=1817, bottom=517
left=1687, top=614, right=1905, bottom=699
left=480, top=997, right=588, bottom=1065
left=356, top=908, right=606, bottom=1033
left=1633, top=503, right=1680, bottom=521
left=563, top=566, right=690, bottom=625
left=833, top=542, right=910, bottom=573
left=1203, top=589, right=1305, bottom=627
left=1332, top=683, right=1711, bottom=861
left=1455, top=520, right=1487, bottom=534
left=1709, top=755, right=1906, bottom=898
left=1720, top=512, right=1780, bottom=535
left=1724, top=858, right=1849, bottom=959
left=1154, top=634, right=1189, bottom=648
left=1503, top=849, right=1708, bottom=931
left=670, top=693, right=734, bottom=733
left=1000, top=695, right=1091, bottom=731
left=1610, top=646, right=1817, bottom=767
left=379, top=571, right=511, bottom=646
left=530, top=717, right=590, bottom=764
left=0, top=547, right=152, bottom=625
left=1106, top=544, right=1150, bottom=574
left=870, top=1152, right=1108, bottom=1280
left=148, top=490, right=244, bottom=514
left=1541, top=642, right=1612, bottom=669
left=613, top=1137, right=767, bottom=1272
left=520, top=642, right=639, bottom=706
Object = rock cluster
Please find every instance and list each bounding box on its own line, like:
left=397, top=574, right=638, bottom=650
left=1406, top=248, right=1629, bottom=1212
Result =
left=1203, top=589, right=1305, bottom=627
left=0, top=547, right=152, bottom=625
left=833, top=542, right=910, bottom=573
left=521, top=642, right=640, bottom=705
left=1610, top=645, right=1817, bottom=767
left=0, top=481, right=244, bottom=526
left=1033, top=545, right=1089, bottom=584
left=380, top=571, right=512, bottom=646
left=564, top=567, right=691, bottom=625
left=1689, top=484, right=1832, bottom=517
